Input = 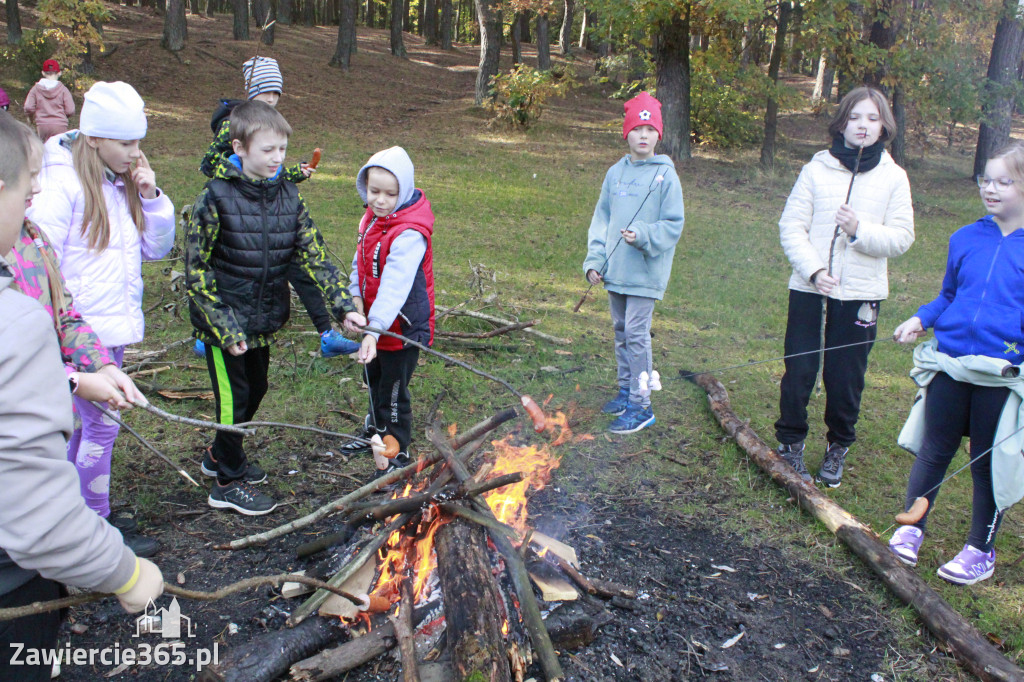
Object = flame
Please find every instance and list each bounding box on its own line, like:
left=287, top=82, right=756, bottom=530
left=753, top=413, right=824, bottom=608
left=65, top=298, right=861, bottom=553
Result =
left=502, top=619, right=510, bottom=636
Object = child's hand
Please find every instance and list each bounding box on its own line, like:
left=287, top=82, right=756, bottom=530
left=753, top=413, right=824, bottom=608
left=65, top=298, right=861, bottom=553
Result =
left=353, top=296, right=365, bottom=316
left=299, top=163, right=316, bottom=179
left=621, top=228, right=637, bottom=244
left=343, top=311, right=367, bottom=334
left=358, top=335, right=377, bottom=364
left=133, top=151, right=158, bottom=200
left=98, top=364, right=147, bottom=406
left=810, top=269, right=836, bottom=295
left=836, top=204, right=859, bottom=237
left=586, top=269, right=603, bottom=285
left=72, top=371, right=131, bottom=409
left=893, top=316, right=926, bottom=344
left=227, top=341, right=248, bottom=356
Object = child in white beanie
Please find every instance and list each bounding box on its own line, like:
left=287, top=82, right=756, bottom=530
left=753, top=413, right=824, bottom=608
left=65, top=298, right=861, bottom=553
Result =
left=26, top=81, right=176, bottom=557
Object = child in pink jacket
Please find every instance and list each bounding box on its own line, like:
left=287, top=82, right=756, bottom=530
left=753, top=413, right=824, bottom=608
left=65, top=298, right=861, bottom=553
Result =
left=23, top=59, right=75, bottom=141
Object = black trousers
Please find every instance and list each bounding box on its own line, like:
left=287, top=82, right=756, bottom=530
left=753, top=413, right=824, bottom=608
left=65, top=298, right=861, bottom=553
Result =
left=904, top=372, right=1008, bottom=551
left=775, top=290, right=879, bottom=447
left=205, top=345, right=271, bottom=483
left=288, top=261, right=331, bottom=335
left=0, top=576, right=63, bottom=682
left=366, top=347, right=420, bottom=453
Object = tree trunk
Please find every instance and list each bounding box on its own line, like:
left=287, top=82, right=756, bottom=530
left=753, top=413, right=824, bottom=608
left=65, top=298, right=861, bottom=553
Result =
left=162, top=0, right=188, bottom=50
left=578, top=8, right=590, bottom=50
left=517, top=10, right=530, bottom=43
left=390, top=0, right=407, bottom=56
left=253, top=0, right=269, bottom=24
left=331, top=0, right=357, bottom=68
left=435, top=519, right=514, bottom=682
left=511, top=10, right=522, bottom=64
left=473, top=0, right=500, bottom=105
left=811, top=49, right=834, bottom=105
left=262, top=0, right=276, bottom=44
left=558, top=0, right=574, bottom=55
left=536, top=12, right=551, bottom=70
left=278, top=0, right=292, bottom=24
left=423, top=0, right=438, bottom=44
left=654, top=3, right=691, bottom=160
left=974, top=0, right=1024, bottom=177
left=233, top=0, right=250, bottom=38
left=759, top=1, right=792, bottom=170
left=365, top=0, right=375, bottom=27
left=7, top=0, right=22, bottom=44
left=786, top=1, right=803, bottom=72
left=891, top=84, right=907, bottom=167
left=404, top=0, right=413, bottom=32
left=439, top=0, right=453, bottom=48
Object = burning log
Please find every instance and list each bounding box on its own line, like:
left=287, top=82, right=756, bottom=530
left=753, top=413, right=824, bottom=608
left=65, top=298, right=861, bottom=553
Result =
left=289, top=621, right=397, bottom=682
left=435, top=517, right=513, bottom=682
left=389, top=579, right=420, bottom=682
left=689, top=371, right=1024, bottom=682
left=199, top=617, right=342, bottom=682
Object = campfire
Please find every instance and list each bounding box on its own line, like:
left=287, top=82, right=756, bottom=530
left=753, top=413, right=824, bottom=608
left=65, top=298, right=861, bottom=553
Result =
left=202, top=403, right=633, bottom=682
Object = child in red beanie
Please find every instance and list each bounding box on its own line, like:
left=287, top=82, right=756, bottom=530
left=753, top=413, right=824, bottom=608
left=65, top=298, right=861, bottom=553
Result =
left=24, top=59, right=74, bottom=141
left=582, top=92, right=685, bottom=435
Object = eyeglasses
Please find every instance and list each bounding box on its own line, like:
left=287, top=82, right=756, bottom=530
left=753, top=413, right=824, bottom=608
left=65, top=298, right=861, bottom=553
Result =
left=976, top=175, right=1015, bottom=190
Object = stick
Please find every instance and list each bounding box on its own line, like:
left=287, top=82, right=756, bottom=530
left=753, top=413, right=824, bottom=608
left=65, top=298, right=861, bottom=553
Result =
left=136, top=401, right=251, bottom=435
left=436, top=307, right=570, bottom=345
left=287, top=513, right=413, bottom=626
left=216, top=408, right=516, bottom=551
left=0, top=574, right=361, bottom=622
left=93, top=404, right=200, bottom=487
left=690, top=372, right=1024, bottom=682
left=436, top=319, right=538, bottom=339
left=390, top=577, right=420, bottom=682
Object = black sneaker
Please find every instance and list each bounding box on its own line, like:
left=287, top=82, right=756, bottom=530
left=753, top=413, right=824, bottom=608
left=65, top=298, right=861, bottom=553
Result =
left=372, top=452, right=412, bottom=483
left=107, top=511, right=138, bottom=535
left=777, top=442, right=812, bottom=483
left=200, top=447, right=267, bottom=484
left=340, top=416, right=374, bottom=455
left=123, top=532, right=160, bottom=558
left=208, top=480, right=278, bottom=515
left=817, top=443, right=849, bottom=488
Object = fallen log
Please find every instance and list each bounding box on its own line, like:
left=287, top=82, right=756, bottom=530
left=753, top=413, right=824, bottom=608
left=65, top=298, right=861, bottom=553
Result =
left=288, top=621, right=397, bottom=681
left=689, top=371, right=1024, bottom=682
left=390, top=579, right=420, bottom=682
left=435, top=517, right=513, bottom=682
left=199, top=617, right=342, bottom=682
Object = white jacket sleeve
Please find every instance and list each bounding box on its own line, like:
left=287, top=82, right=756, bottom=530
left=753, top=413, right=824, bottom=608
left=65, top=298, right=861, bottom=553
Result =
left=26, top=166, right=77, bottom=262
left=779, top=165, right=825, bottom=282
left=848, top=169, right=915, bottom=258
left=139, top=189, right=176, bottom=261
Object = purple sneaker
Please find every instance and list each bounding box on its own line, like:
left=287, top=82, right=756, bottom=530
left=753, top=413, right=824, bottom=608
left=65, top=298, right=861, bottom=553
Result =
left=937, top=544, right=995, bottom=585
left=888, top=526, right=923, bottom=567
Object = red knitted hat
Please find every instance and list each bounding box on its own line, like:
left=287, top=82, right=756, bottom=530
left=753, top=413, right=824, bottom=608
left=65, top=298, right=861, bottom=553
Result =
left=622, top=92, right=663, bottom=140
left=42, top=59, right=60, bottom=73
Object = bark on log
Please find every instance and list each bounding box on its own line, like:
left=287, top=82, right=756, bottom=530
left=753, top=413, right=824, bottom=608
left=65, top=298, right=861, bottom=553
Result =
left=690, top=371, right=1024, bottom=682
left=436, top=517, right=513, bottom=682
left=288, top=622, right=397, bottom=681
left=200, top=618, right=342, bottom=682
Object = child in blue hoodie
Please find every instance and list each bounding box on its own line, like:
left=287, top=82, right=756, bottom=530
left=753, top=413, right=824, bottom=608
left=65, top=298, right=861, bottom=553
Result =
left=888, top=141, right=1024, bottom=586
left=583, top=92, right=685, bottom=434
left=341, top=147, right=435, bottom=476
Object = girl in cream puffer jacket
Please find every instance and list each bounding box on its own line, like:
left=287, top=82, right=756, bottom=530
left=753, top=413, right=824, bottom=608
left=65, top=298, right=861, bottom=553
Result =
left=774, top=86, right=914, bottom=489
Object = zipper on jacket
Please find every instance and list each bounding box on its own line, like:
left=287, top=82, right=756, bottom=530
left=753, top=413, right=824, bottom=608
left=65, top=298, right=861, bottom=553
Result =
left=968, top=237, right=1004, bottom=355
left=256, top=187, right=269, bottom=326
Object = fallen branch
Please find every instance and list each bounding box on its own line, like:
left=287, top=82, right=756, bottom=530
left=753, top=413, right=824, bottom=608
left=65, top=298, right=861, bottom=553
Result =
left=436, top=307, right=570, bottom=345
left=689, top=371, right=1024, bottom=682
left=121, top=337, right=192, bottom=372
left=137, top=401, right=250, bottom=435
left=389, top=578, right=420, bottom=682
left=94, top=404, right=200, bottom=487
left=0, top=574, right=362, bottom=622
left=289, top=620, right=397, bottom=681
left=201, top=617, right=342, bottom=682
left=217, top=409, right=516, bottom=551
left=436, top=319, right=538, bottom=339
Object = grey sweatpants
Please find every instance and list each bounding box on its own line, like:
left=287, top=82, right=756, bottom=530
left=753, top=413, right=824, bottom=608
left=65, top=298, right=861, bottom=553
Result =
left=609, top=291, right=655, bottom=408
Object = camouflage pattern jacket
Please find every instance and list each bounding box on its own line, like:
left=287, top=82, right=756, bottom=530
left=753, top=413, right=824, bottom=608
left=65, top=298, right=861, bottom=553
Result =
left=200, top=117, right=307, bottom=184
left=5, top=219, right=112, bottom=372
left=185, top=155, right=353, bottom=349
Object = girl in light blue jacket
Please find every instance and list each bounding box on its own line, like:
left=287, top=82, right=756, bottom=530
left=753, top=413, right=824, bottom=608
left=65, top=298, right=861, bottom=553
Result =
left=583, top=92, right=684, bottom=434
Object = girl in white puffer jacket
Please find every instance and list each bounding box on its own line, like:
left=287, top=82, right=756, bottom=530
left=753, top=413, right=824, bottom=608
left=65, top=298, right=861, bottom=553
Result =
left=27, top=82, right=174, bottom=552
left=774, top=86, right=915, bottom=489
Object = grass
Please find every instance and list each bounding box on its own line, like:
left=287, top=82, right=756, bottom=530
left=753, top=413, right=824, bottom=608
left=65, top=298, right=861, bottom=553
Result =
left=4, top=9, right=1022, bottom=677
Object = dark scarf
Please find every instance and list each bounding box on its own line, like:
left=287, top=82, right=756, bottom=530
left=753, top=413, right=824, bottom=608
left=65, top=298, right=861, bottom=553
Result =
left=828, top=134, right=885, bottom=173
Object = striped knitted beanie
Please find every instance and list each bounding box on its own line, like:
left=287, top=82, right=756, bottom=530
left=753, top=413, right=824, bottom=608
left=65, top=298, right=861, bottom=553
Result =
left=243, top=56, right=283, bottom=99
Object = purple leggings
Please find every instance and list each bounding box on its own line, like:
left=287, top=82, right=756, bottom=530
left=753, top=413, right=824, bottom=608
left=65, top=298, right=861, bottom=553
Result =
left=66, top=346, right=124, bottom=519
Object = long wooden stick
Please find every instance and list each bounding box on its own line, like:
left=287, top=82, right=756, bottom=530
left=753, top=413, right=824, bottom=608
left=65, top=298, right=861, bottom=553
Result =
left=436, top=307, right=570, bottom=345
left=436, top=319, right=537, bottom=339
left=0, top=574, right=361, bottom=622
left=94, top=404, right=200, bottom=487
left=137, top=401, right=251, bottom=435
left=689, top=371, right=1024, bottom=682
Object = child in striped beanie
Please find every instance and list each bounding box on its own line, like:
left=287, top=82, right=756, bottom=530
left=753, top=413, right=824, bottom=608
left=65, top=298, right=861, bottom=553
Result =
left=243, top=56, right=284, bottom=102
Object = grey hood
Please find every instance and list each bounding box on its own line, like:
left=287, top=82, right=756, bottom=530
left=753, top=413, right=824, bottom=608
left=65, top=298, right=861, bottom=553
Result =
left=356, top=146, right=415, bottom=209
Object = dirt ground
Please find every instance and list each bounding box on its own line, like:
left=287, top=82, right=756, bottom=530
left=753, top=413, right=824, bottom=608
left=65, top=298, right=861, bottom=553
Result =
left=1, top=6, right=974, bottom=682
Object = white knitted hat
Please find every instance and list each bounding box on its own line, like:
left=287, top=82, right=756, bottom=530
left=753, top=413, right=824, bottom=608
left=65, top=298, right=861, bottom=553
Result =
left=243, top=56, right=284, bottom=99
left=79, top=81, right=147, bottom=140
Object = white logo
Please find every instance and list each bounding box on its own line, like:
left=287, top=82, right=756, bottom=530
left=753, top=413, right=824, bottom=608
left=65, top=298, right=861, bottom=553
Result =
left=134, top=598, right=195, bottom=639
left=638, top=109, right=652, bottom=121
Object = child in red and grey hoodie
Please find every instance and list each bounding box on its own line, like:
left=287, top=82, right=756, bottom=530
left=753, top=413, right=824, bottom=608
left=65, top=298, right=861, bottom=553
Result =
left=23, top=59, right=74, bottom=141
left=342, top=147, right=435, bottom=476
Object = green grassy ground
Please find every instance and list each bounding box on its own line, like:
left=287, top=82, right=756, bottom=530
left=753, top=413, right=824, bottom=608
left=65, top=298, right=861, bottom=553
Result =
left=10, top=15, right=1019, bottom=676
